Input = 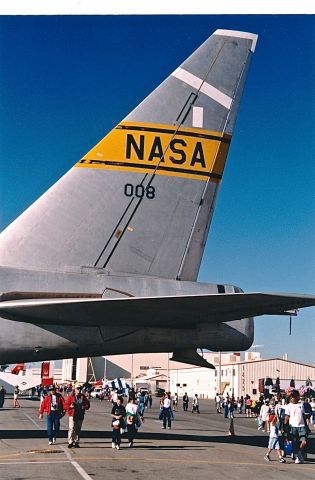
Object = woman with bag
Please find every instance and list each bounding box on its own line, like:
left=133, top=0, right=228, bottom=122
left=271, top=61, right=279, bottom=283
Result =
left=125, top=396, right=142, bottom=447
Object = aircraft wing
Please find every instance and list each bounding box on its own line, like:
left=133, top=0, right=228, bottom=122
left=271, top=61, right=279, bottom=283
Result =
left=0, top=292, right=314, bottom=328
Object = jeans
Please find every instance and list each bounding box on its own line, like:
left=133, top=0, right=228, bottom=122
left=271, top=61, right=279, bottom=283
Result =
left=46, top=411, right=60, bottom=441
left=139, top=404, right=145, bottom=416
left=112, top=427, right=122, bottom=445
left=127, top=424, right=137, bottom=443
left=163, top=408, right=172, bottom=428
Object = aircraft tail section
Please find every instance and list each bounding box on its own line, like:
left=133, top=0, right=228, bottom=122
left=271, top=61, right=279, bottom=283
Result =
left=0, top=29, right=257, bottom=279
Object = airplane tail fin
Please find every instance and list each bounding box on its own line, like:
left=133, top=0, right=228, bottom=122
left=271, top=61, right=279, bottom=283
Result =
left=0, top=29, right=257, bottom=279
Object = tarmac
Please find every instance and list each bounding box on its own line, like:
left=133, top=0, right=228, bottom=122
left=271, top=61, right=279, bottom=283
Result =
left=0, top=396, right=314, bottom=480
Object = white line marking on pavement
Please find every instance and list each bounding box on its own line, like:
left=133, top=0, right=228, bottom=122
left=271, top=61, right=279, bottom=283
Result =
left=0, top=461, right=69, bottom=465
left=23, top=412, right=44, bottom=430
left=23, top=410, right=92, bottom=479
left=61, top=446, right=94, bottom=480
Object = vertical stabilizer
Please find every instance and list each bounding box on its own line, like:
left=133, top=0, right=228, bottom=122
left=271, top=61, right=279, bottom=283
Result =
left=0, top=29, right=257, bottom=279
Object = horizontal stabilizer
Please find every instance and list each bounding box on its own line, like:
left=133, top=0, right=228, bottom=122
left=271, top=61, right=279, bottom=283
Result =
left=171, top=349, right=215, bottom=369
left=0, top=292, right=314, bottom=327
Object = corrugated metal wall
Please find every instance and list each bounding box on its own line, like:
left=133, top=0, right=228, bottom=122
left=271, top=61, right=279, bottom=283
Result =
left=237, top=359, right=315, bottom=398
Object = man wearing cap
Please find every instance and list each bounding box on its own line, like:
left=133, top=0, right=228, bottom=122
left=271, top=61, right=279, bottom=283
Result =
left=64, top=386, right=90, bottom=448
left=39, top=386, right=65, bottom=445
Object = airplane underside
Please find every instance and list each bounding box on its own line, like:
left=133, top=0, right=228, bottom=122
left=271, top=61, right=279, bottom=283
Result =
left=1, top=266, right=314, bottom=365
left=0, top=266, right=254, bottom=365
left=0, top=316, right=254, bottom=365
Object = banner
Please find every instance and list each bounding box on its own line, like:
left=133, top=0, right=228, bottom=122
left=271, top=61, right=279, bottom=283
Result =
left=41, top=362, right=50, bottom=379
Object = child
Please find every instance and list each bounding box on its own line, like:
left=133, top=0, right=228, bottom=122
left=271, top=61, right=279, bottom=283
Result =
left=264, top=415, right=285, bottom=463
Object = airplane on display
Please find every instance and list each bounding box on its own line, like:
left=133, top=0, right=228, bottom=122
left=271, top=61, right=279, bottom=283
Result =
left=0, top=29, right=314, bottom=369
left=0, top=368, right=41, bottom=391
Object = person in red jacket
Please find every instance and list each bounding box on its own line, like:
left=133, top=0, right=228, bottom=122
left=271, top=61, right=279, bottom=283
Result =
left=64, top=386, right=90, bottom=448
left=39, top=386, right=65, bottom=445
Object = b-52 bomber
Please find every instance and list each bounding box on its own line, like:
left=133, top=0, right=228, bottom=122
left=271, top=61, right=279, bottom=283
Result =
left=0, top=29, right=314, bottom=368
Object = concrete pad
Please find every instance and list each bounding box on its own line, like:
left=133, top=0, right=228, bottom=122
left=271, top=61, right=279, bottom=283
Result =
left=0, top=397, right=314, bottom=480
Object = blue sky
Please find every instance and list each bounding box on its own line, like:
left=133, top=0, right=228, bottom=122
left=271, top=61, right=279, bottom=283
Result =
left=0, top=15, right=314, bottom=364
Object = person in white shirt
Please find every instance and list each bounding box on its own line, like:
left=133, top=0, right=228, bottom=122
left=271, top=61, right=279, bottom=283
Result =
left=215, top=393, right=221, bottom=413
left=192, top=394, right=200, bottom=414
left=161, top=393, right=172, bottom=429
left=125, top=397, right=142, bottom=447
left=258, top=400, right=270, bottom=432
left=284, top=392, right=307, bottom=464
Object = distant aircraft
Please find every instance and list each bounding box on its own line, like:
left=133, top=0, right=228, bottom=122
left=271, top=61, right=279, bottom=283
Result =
left=0, top=29, right=314, bottom=368
left=0, top=371, right=41, bottom=391
left=0, top=363, right=41, bottom=391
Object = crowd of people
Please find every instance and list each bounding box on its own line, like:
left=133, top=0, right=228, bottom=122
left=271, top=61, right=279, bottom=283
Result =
left=1, top=381, right=314, bottom=464
left=214, top=390, right=315, bottom=464
left=36, top=385, right=153, bottom=449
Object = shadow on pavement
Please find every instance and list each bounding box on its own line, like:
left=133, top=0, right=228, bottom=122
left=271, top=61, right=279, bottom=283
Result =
left=0, top=429, right=314, bottom=453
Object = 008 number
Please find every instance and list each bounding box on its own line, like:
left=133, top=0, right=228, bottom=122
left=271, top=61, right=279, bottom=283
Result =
left=124, top=184, right=155, bottom=199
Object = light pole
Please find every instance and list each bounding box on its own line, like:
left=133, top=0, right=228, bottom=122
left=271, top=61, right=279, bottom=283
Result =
left=131, top=354, right=134, bottom=388
left=103, top=356, right=107, bottom=380
left=231, top=367, right=234, bottom=396
left=218, top=351, right=221, bottom=394
left=167, top=352, right=170, bottom=393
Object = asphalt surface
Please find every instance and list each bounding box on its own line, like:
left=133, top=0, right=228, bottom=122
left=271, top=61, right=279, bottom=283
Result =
left=0, top=396, right=314, bottom=480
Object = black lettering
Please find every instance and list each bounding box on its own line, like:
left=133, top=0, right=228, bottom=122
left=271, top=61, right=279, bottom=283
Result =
left=124, top=184, right=133, bottom=196
left=124, top=184, right=156, bottom=200
left=148, top=136, right=164, bottom=161
left=146, top=186, right=155, bottom=199
left=126, top=134, right=144, bottom=160
left=169, top=139, right=187, bottom=164
left=191, top=142, right=206, bottom=168
left=135, top=185, right=145, bottom=198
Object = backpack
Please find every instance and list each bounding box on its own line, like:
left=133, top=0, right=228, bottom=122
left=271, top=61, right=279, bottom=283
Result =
left=126, top=414, right=135, bottom=425
left=283, top=439, right=293, bottom=456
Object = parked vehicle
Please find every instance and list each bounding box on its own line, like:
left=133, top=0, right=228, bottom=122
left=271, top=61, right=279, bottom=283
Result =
left=155, top=388, right=165, bottom=397
left=90, top=387, right=104, bottom=399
